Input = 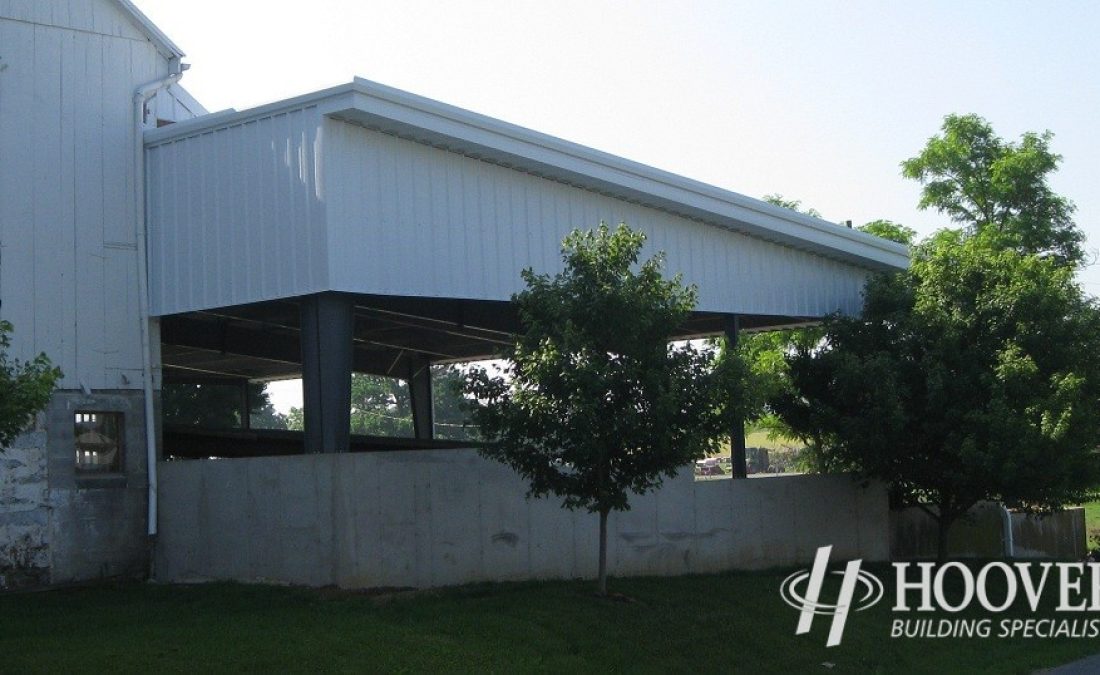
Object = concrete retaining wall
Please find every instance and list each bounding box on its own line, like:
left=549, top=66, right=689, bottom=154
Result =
left=891, top=503, right=1087, bottom=560
left=156, top=450, right=889, bottom=589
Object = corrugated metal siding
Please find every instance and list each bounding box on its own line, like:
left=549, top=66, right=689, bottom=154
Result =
left=324, top=122, right=869, bottom=316
left=145, top=106, right=330, bottom=315
left=0, top=4, right=177, bottom=389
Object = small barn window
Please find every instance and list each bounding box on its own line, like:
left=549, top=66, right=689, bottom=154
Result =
left=74, top=412, right=123, bottom=473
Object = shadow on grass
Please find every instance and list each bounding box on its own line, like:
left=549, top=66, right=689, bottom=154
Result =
left=0, top=563, right=1097, bottom=673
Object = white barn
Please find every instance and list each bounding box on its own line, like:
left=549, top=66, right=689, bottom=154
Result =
left=1, top=1, right=906, bottom=589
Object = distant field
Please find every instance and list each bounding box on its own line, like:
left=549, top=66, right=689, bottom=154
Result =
left=744, top=429, right=803, bottom=452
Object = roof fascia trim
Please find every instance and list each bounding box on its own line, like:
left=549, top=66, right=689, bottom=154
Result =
left=112, top=0, right=185, bottom=59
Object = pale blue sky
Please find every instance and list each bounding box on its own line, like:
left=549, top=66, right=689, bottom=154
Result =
left=138, top=0, right=1100, bottom=289
left=135, top=0, right=1099, bottom=412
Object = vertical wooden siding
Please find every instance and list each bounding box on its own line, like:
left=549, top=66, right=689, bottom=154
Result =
left=0, top=5, right=178, bottom=389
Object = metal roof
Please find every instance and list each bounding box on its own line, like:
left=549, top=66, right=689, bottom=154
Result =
left=146, top=78, right=908, bottom=272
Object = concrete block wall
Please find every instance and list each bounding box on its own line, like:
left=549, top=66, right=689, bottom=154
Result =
left=156, top=450, right=890, bottom=589
left=0, top=391, right=150, bottom=589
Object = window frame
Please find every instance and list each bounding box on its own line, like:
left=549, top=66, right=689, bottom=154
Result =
left=73, top=410, right=126, bottom=478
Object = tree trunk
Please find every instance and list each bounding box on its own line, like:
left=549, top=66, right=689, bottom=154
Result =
left=597, top=508, right=609, bottom=596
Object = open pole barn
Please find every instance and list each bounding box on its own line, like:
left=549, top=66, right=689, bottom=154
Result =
left=143, top=79, right=906, bottom=588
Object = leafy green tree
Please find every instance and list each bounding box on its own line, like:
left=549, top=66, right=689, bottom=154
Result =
left=777, top=231, right=1100, bottom=561
left=733, top=197, right=911, bottom=444
left=0, top=321, right=61, bottom=449
left=431, top=365, right=482, bottom=442
left=464, top=223, right=743, bottom=595
left=762, top=194, right=821, bottom=218
left=286, top=375, right=409, bottom=435
left=286, top=366, right=480, bottom=440
left=902, top=114, right=1083, bottom=266
left=859, top=219, right=917, bottom=246
left=162, top=381, right=287, bottom=430
left=349, top=375, right=413, bottom=436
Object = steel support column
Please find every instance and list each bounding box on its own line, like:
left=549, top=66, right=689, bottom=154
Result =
left=409, top=354, right=434, bottom=440
left=300, top=293, right=354, bottom=454
left=725, top=315, right=748, bottom=479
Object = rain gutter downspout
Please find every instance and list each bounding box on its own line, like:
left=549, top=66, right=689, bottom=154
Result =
left=134, top=58, right=184, bottom=541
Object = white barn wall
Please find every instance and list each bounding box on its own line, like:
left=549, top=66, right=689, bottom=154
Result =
left=0, top=6, right=192, bottom=389
left=0, top=0, right=201, bottom=588
left=0, top=0, right=148, bottom=43
left=145, top=105, right=330, bottom=315
left=324, top=122, right=870, bottom=316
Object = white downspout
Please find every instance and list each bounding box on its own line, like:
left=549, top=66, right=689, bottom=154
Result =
left=134, top=59, right=184, bottom=540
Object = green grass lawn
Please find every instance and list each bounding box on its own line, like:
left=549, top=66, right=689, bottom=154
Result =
left=1083, top=500, right=1100, bottom=529
left=2, top=567, right=1098, bottom=674
left=1084, top=499, right=1100, bottom=549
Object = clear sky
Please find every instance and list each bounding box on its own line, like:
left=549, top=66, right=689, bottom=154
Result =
left=134, top=0, right=1100, bottom=409
left=138, top=0, right=1100, bottom=285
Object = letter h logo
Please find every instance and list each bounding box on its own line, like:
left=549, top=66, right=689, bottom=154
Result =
left=780, top=546, right=883, bottom=647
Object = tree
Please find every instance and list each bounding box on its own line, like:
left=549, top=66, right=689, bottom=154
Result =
left=776, top=231, right=1100, bottom=562
left=734, top=197, right=911, bottom=436
left=162, top=381, right=287, bottom=430
left=464, top=223, right=740, bottom=595
left=762, top=194, right=821, bottom=218
left=902, top=114, right=1083, bottom=266
left=286, top=374, right=410, bottom=436
left=0, top=320, right=61, bottom=450
left=349, top=375, right=413, bottom=436
left=859, top=219, right=917, bottom=246
left=286, top=366, right=480, bottom=439
left=431, top=365, right=483, bottom=442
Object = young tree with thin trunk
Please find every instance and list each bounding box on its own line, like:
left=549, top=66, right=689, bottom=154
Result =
left=464, top=223, right=744, bottom=595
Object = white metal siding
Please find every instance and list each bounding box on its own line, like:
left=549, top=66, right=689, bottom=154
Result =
left=0, top=3, right=180, bottom=389
left=0, top=0, right=147, bottom=42
left=324, top=122, right=869, bottom=317
left=145, top=106, right=330, bottom=315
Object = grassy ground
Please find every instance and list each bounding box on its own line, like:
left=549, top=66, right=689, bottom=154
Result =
left=2, top=567, right=1098, bottom=673
left=1083, top=500, right=1100, bottom=528
left=1084, top=499, right=1100, bottom=548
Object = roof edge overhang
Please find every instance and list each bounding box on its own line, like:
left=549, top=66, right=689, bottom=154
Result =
left=145, top=78, right=909, bottom=272
left=113, top=0, right=185, bottom=60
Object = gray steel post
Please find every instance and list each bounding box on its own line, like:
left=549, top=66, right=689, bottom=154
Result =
left=409, top=354, right=434, bottom=440
left=300, top=293, right=354, bottom=453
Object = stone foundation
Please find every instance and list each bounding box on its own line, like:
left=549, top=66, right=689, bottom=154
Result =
left=0, top=390, right=150, bottom=589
